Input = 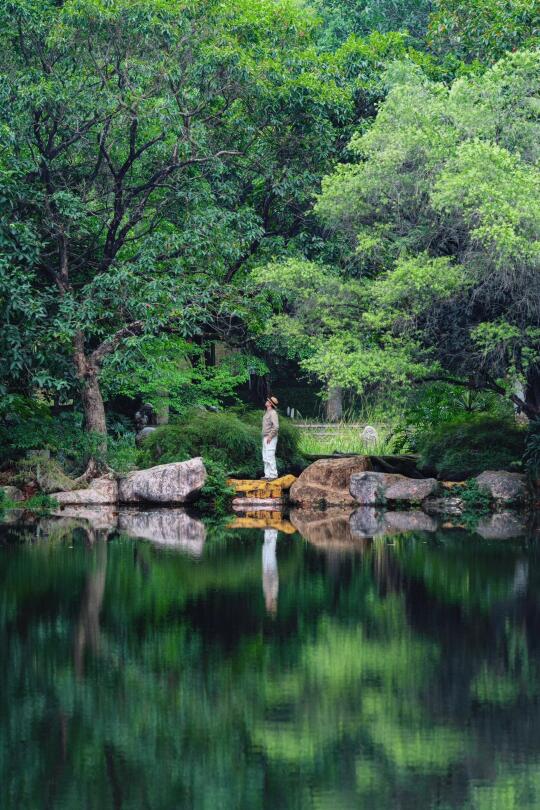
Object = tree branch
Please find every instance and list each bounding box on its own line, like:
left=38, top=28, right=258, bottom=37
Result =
left=224, top=238, right=262, bottom=283
left=90, top=320, right=145, bottom=367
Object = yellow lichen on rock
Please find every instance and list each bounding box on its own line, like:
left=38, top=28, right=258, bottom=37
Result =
left=227, top=474, right=297, bottom=500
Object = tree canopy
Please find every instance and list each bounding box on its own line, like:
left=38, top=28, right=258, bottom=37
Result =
left=253, top=50, right=540, bottom=416
left=1, top=0, right=539, bottom=451
left=0, top=0, right=354, bottom=437
left=428, top=0, right=540, bottom=63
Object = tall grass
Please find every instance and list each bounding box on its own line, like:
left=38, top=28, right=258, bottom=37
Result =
left=296, top=421, right=396, bottom=456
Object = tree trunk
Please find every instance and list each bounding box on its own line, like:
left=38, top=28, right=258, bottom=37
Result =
left=525, top=366, right=540, bottom=420
left=74, top=533, right=108, bottom=678
left=81, top=368, right=107, bottom=435
left=326, top=386, right=343, bottom=422
left=74, top=333, right=107, bottom=450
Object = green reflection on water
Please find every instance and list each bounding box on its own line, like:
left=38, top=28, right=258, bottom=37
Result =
left=1, top=515, right=540, bottom=810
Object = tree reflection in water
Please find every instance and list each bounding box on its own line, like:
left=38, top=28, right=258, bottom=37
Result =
left=0, top=512, right=539, bottom=809
left=74, top=530, right=108, bottom=678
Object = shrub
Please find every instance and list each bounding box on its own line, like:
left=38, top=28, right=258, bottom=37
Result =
left=399, top=383, right=514, bottom=452
left=198, top=458, right=236, bottom=513
left=106, top=431, right=139, bottom=475
left=0, top=396, right=104, bottom=473
left=137, top=409, right=305, bottom=506
left=459, top=479, right=492, bottom=529
left=417, top=416, right=525, bottom=480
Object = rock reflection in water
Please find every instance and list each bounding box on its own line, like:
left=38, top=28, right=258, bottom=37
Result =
left=291, top=506, right=439, bottom=548
left=475, top=511, right=527, bottom=540
left=1, top=508, right=539, bottom=810
left=47, top=506, right=207, bottom=556
left=118, top=509, right=206, bottom=556
left=52, top=506, right=118, bottom=531
left=289, top=508, right=363, bottom=550
left=351, top=507, right=438, bottom=538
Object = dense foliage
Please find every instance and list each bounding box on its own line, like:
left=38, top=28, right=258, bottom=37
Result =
left=315, top=0, right=434, bottom=45
left=417, top=416, right=525, bottom=479
left=1, top=0, right=538, bottom=473
left=0, top=0, right=358, bottom=440
left=428, top=0, right=540, bottom=63
left=254, top=49, right=540, bottom=419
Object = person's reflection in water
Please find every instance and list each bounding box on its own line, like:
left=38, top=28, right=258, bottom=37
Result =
left=262, top=528, right=279, bottom=616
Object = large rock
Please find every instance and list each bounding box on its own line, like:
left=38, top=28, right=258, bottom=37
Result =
left=118, top=458, right=206, bottom=504
left=350, top=471, right=437, bottom=504
left=290, top=457, right=371, bottom=507
left=52, top=475, right=118, bottom=505
left=135, top=426, right=157, bottom=447
left=118, top=509, right=206, bottom=556
left=475, top=471, right=526, bottom=503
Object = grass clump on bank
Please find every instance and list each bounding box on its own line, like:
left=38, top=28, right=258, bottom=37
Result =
left=0, top=489, right=58, bottom=516
left=417, top=416, right=525, bottom=480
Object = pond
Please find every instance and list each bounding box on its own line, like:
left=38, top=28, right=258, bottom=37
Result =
left=1, top=507, right=540, bottom=810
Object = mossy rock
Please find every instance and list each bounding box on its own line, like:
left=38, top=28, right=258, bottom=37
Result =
left=12, top=458, right=80, bottom=494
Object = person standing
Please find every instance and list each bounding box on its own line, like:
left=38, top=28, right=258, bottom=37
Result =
left=262, top=396, right=279, bottom=480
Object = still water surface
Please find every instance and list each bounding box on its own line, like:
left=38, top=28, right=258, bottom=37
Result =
left=1, top=508, right=540, bottom=809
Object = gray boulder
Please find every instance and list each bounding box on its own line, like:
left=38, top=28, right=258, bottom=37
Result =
left=118, top=509, right=206, bottom=556
left=475, top=471, right=526, bottom=503
left=135, top=426, right=157, bottom=447
left=361, top=425, right=379, bottom=447
left=350, top=471, right=437, bottom=504
left=1, top=485, right=24, bottom=502
left=52, top=475, right=118, bottom=505
left=118, top=457, right=206, bottom=504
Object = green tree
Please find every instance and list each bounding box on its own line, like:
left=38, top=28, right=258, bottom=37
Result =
left=0, top=0, right=349, bottom=449
left=254, top=51, right=540, bottom=417
left=315, top=0, right=434, bottom=45
left=428, top=0, right=540, bottom=64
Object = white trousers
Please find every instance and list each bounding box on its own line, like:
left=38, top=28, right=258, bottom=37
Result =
left=262, top=436, right=278, bottom=479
